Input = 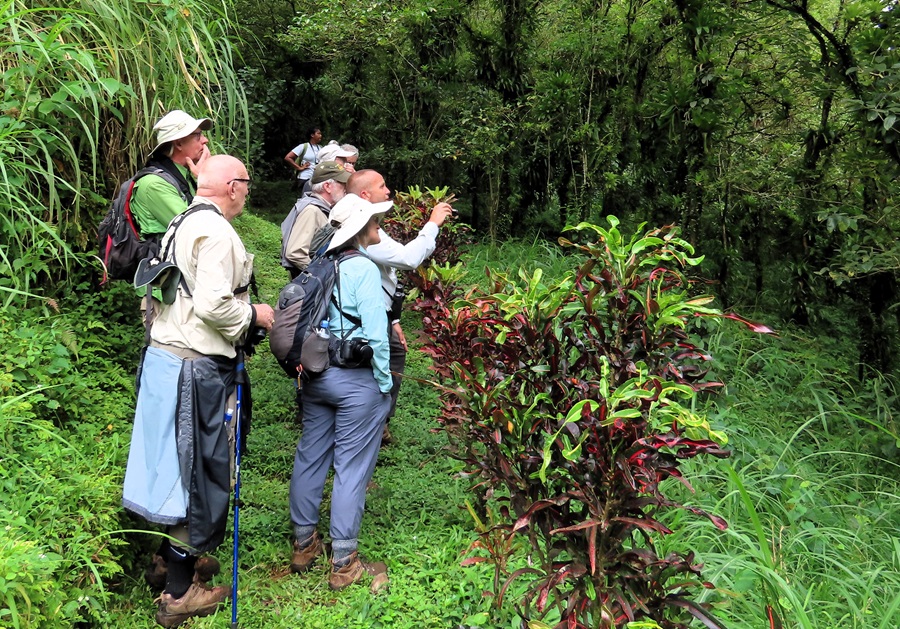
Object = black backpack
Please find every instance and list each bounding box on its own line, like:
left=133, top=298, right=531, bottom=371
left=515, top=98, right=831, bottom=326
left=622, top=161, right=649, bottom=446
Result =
left=97, top=167, right=182, bottom=283
left=270, top=249, right=361, bottom=378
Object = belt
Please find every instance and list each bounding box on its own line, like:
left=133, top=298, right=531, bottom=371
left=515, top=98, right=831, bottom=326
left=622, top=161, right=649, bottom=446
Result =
left=150, top=340, right=205, bottom=360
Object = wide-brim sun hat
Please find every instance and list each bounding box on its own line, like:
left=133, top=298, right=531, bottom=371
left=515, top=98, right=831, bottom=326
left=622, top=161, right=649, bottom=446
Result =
left=150, top=110, right=213, bottom=156
left=325, top=194, right=393, bottom=254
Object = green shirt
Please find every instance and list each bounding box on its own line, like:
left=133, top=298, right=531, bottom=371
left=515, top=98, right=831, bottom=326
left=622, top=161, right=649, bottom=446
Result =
left=130, top=163, right=194, bottom=298
left=130, top=163, right=194, bottom=238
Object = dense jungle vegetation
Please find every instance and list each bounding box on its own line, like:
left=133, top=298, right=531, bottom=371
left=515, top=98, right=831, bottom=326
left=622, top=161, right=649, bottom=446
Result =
left=1, top=0, right=898, bottom=627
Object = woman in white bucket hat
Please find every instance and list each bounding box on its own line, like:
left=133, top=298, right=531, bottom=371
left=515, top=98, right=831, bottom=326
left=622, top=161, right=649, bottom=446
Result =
left=288, top=193, right=395, bottom=591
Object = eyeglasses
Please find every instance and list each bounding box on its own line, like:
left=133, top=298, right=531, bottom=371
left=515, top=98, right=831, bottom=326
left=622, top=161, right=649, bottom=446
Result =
left=228, top=178, right=252, bottom=190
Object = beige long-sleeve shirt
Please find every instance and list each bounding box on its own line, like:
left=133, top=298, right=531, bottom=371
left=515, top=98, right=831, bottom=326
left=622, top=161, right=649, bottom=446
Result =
left=152, top=197, right=254, bottom=358
left=281, top=194, right=331, bottom=271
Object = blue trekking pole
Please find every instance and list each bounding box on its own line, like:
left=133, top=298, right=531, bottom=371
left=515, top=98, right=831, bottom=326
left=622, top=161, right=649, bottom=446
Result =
left=230, top=349, right=247, bottom=628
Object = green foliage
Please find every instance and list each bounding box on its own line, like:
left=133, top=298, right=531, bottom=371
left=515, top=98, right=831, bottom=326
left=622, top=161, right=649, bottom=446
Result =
left=0, top=0, right=249, bottom=304
left=413, top=217, right=759, bottom=627
left=657, top=324, right=900, bottom=628
left=246, top=0, right=900, bottom=369
left=0, top=284, right=141, bottom=423
left=0, top=282, right=144, bottom=626
left=0, top=402, right=127, bottom=626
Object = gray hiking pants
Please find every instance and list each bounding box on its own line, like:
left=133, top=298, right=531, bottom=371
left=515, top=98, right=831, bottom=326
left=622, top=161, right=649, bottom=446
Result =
left=289, top=366, right=391, bottom=545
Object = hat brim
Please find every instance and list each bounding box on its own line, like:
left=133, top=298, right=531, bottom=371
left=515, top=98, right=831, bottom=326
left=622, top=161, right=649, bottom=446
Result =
left=325, top=200, right=393, bottom=254
left=134, top=257, right=182, bottom=304
left=149, top=117, right=213, bottom=157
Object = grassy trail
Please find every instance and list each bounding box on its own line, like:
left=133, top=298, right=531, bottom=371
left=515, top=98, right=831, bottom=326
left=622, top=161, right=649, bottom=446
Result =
left=97, top=206, right=900, bottom=628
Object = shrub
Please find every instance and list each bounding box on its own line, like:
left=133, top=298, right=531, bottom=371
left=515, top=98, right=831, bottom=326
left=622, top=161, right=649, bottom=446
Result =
left=382, top=185, right=474, bottom=269
left=0, top=286, right=142, bottom=626
left=0, top=393, right=127, bottom=626
left=413, top=217, right=773, bottom=628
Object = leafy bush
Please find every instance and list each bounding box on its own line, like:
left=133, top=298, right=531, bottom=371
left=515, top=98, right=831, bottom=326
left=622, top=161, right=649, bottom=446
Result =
left=0, top=285, right=144, bottom=626
left=0, top=283, right=141, bottom=424
left=0, top=392, right=127, bottom=626
left=382, top=185, right=474, bottom=269
left=413, top=217, right=773, bottom=628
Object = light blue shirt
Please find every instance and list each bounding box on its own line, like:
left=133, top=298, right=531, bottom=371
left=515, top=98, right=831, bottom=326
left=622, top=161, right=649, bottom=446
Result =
left=329, top=251, right=391, bottom=393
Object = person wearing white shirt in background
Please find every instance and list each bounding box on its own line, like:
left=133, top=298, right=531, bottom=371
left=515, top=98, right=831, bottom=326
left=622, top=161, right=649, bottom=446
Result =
left=284, top=126, right=322, bottom=192
left=343, top=169, right=453, bottom=443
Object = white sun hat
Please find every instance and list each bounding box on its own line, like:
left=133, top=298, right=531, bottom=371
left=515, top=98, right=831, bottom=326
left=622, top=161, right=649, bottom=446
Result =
left=150, top=110, right=213, bottom=156
left=317, top=141, right=356, bottom=163
left=325, top=194, right=393, bottom=254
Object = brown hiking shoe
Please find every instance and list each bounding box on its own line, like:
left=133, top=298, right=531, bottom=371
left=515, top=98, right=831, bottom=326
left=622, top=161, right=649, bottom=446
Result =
left=155, top=582, right=228, bottom=627
left=290, top=531, right=324, bottom=573
left=328, top=552, right=388, bottom=591
left=381, top=425, right=393, bottom=446
left=144, top=554, right=221, bottom=590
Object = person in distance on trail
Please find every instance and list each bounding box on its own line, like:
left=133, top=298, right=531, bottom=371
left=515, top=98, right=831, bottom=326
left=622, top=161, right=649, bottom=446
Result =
left=122, top=155, right=275, bottom=628
left=288, top=193, right=393, bottom=590
left=281, top=160, right=351, bottom=278
left=284, top=125, right=322, bottom=192
left=343, top=169, right=454, bottom=442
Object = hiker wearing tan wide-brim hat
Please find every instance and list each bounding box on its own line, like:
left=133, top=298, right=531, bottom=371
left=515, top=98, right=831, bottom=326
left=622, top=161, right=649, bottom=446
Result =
left=149, top=110, right=214, bottom=174
left=130, top=110, right=215, bottom=241
left=131, top=109, right=217, bottom=335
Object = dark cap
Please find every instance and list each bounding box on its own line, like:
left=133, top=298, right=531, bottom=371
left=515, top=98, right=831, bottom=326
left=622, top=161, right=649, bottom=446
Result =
left=311, top=160, right=351, bottom=185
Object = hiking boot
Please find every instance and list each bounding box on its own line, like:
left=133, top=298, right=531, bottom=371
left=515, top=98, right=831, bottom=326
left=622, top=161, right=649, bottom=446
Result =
left=290, top=531, right=324, bottom=574
left=381, top=425, right=393, bottom=446
left=155, top=582, right=228, bottom=628
left=328, top=551, right=388, bottom=591
left=144, top=554, right=221, bottom=590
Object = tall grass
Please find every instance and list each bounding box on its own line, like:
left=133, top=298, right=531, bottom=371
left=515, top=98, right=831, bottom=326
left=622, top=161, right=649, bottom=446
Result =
left=657, top=325, right=900, bottom=628
left=460, top=236, right=578, bottom=288
left=0, top=0, right=249, bottom=305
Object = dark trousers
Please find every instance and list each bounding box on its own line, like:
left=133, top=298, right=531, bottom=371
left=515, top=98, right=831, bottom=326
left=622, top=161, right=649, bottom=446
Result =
left=388, top=324, right=407, bottom=420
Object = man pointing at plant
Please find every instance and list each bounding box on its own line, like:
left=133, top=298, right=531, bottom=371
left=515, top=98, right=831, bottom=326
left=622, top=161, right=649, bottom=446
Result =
left=122, top=155, right=274, bottom=627
left=344, top=169, right=453, bottom=440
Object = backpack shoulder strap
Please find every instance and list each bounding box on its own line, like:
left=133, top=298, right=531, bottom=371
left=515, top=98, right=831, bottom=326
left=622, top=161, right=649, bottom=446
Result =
left=331, top=249, right=365, bottom=336
left=297, top=143, right=309, bottom=163
left=144, top=157, right=194, bottom=201
left=160, top=203, right=222, bottom=297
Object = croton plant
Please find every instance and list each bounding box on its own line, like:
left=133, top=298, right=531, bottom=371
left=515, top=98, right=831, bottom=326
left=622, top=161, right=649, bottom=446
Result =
left=403, top=212, right=773, bottom=629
